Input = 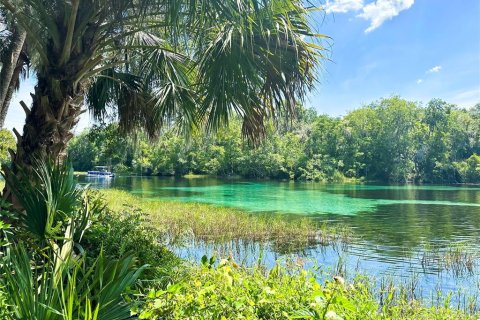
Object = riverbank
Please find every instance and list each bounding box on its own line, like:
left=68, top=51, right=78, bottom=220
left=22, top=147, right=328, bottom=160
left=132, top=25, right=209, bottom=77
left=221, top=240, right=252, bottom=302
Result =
left=100, top=189, right=478, bottom=319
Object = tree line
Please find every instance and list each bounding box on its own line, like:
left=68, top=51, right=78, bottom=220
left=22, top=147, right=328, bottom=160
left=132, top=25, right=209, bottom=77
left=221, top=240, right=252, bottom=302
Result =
left=66, top=96, right=480, bottom=184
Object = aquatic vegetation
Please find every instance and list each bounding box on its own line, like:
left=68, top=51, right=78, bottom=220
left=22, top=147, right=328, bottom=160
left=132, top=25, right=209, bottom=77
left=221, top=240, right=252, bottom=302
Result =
left=420, top=242, right=478, bottom=276
left=101, top=189, right=353, bottom=249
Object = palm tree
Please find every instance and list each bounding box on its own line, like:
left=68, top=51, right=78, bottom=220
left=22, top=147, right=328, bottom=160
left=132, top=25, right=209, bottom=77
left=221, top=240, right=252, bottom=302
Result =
left=0, top=0, right=326, bottom=194
left=0, top=13, right=28, bottom=128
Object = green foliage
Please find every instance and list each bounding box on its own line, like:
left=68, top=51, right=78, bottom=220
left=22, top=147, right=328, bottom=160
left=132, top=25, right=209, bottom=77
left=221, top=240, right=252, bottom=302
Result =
left=5, top=0, right=325, bottom=150
left=69, top=97, right=480, bottom=183
left=0, top=244, right=146, bottom=320
left=0, top=129, right=15, bottom=169
left=82, top=195, right=180, bottom=280
left=137, top=259, right=474, bottom=320
left=0, top=159, right=150, bottom=319
left=2, top=159, right=82, bottom=242
left=68, top=124, right=133, bottom=171
left=455, top=154, right=480, bottom=183
left=138, top=259, right=356, bottom=319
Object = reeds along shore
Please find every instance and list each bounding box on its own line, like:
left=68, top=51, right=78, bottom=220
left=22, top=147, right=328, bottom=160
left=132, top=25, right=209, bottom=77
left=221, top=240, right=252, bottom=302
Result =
left=101, top=189, right=353, bottom=248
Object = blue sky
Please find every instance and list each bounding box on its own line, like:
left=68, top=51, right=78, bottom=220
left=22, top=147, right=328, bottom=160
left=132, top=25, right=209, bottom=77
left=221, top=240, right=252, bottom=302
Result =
left=5, top=0, right=480, bottom=132
left=307, top=0, right=480, bottom=115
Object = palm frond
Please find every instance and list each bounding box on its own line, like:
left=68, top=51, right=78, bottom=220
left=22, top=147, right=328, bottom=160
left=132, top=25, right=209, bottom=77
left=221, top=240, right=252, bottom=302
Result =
left=1, top=158, right=80, bottom=241
left=3, top=0, right=327, bottom=143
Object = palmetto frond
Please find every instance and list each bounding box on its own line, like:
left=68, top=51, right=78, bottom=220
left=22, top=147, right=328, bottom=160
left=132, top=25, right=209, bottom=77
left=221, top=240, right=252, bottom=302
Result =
left=1, top=0, right=327, bottom=142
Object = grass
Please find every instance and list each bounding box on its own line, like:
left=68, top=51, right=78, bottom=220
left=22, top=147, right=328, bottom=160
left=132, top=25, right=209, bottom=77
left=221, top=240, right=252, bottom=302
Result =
left=101, top=189, right=352, bottom=248
left=420, top=241, right=478, bottom=276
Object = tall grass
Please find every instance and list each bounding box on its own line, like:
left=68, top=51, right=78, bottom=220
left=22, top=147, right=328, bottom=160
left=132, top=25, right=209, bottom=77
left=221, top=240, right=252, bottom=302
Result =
left=420, top=241, right=478, bottom=276
left=101, top=189, right=352, bottom=248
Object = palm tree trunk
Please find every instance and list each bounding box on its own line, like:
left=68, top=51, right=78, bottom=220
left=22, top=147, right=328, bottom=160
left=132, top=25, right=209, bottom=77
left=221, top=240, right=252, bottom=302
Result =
left=2, top=74, right=84, bottom=202
left=0, top=27, right=27, bottom=128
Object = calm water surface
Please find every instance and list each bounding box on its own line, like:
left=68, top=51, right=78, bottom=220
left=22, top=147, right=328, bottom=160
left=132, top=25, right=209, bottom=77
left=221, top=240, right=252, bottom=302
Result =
left=80, top=176, right=480, bottom=299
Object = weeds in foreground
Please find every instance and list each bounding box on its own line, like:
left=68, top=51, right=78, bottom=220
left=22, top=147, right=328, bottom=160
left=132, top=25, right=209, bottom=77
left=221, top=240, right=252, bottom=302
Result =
left=137, top=256, right=478, bottom=319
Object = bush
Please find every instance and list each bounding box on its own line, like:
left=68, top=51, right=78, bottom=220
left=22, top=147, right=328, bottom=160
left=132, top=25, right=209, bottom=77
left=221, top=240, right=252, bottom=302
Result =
left=0, top=160, right=147, bottom=319
left=455, top=154, right=480, bottom=183
left=137, top=258, right=476, bottom=320
left=82, top=193, right=180, bottom=281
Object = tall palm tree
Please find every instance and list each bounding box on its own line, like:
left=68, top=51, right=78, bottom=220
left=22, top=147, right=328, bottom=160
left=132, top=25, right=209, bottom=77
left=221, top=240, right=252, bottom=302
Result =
left=0, top=0, right=326, bottom=194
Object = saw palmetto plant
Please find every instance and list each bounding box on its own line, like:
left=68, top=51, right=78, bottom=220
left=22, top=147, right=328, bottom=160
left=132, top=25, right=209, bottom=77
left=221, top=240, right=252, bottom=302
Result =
left=0, top=159, right=147, bottom=319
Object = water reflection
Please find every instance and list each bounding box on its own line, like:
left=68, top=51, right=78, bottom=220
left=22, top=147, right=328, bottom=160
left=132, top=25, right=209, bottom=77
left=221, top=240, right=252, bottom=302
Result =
left=78, top=176, right=480, bottom=298
left=78, top=175, right=480, bottom=253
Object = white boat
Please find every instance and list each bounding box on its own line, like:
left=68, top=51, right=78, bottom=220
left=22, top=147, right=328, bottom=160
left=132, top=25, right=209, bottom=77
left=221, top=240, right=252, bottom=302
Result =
left=87, top=166, right=115, bottom=178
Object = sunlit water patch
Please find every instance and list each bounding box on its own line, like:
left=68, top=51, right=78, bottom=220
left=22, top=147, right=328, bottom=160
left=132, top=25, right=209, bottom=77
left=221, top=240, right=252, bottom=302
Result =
left=158, top=183, right=480, bottom=215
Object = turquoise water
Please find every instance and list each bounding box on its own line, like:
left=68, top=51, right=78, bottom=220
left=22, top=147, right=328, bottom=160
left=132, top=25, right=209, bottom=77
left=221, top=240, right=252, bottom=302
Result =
left=158, top=183, right=480, bottom=215
left=81, top=176, right=480, bottom=247
left=80, top=176, right=480, bottom=300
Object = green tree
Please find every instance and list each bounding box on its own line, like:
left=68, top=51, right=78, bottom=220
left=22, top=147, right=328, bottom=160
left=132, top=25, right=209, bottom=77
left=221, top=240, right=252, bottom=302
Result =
left=0, top=0, right=324, bottom=198
left=68, top=97, right=480, bottom=183
left=454, top=154, right=480, bottom=183
left=67, top=132, right=97, bottom=172
left=0, top=128, right=15, bottom=167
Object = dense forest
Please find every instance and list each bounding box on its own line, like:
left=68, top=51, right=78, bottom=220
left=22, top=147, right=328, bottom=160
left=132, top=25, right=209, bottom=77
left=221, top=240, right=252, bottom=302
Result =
left=64, top=97, right=480, bottom=183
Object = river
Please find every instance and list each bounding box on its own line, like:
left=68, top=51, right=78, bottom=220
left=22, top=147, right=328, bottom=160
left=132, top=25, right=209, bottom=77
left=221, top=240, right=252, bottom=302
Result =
left=79, top=176, right=480, bottom=301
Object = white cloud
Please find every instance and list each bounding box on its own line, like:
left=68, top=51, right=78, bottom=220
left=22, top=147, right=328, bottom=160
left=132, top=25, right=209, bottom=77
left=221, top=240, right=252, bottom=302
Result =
left=427, top=65, right=442, bottom=73
left=325, top=0, right=364, bottom=13
left=416, top=79, right=423, bottom=84
left=357, top=0, right=415, bottom=33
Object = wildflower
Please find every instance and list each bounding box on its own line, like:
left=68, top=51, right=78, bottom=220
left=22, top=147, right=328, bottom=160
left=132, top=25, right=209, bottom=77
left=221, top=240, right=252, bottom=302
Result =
left=333, top=276, right=345, bottom=285
left=219, top=259, right=229, bottom=266
left=325, top=310, right=343, bottom=320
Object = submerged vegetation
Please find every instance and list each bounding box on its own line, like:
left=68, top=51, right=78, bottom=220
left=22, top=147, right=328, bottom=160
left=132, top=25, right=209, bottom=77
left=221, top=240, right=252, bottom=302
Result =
left=69, top=97, right=480, bottom=184
left=101, top=189, right=352, bottom=248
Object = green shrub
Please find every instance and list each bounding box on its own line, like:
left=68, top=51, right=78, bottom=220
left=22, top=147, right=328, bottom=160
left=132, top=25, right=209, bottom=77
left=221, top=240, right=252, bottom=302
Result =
left=137, top=258, right=476, bottom=320
left=0, top=244, right=146, bottom=320
left=0, top=159, right=148, bottom=319
left=138, top=258, right=369, bottom=320
left=454, top=154, right=480, bottom=183
left=82, top=194, right=180, bottom=281
left=113, top=163, right=131, bottom=174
